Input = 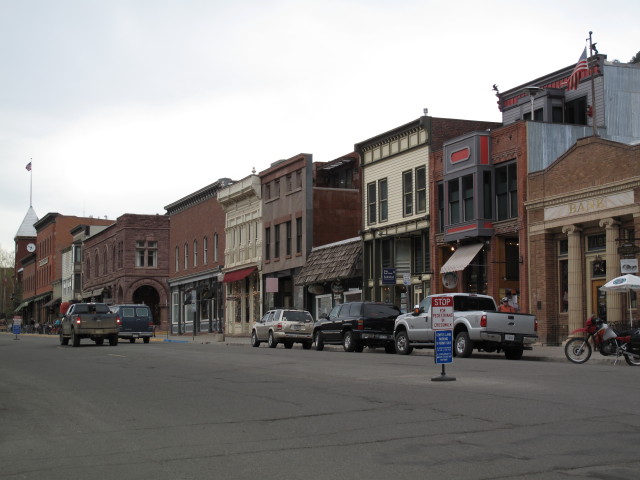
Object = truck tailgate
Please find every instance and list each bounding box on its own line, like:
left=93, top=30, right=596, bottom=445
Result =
left=487, top=313, right=537, bottom=335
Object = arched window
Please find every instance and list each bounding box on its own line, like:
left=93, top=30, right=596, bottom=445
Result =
left=94, top=252, right=100, bottom=278
left=193, top=240, right=198, bottom=267
left=175, top=246, right=179, bottom=272
left=214, top=233, right=219, bottom=262
left=184, top=243, right=189, bottom=269
left=203, top=237, right=208, bottom=265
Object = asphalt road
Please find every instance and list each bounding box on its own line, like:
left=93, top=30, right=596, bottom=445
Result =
left=2, top=333, right=640, bottom=480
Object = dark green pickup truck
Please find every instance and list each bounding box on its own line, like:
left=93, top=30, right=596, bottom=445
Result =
left=59, top=303, right=119, bottom=347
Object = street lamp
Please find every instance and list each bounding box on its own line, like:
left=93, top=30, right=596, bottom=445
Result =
left=524, top=86, right=542, bottom=120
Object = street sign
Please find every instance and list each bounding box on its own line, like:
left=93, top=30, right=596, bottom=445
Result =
left=431, top=296, right=454, bottom=330
left=382, top=268, right=396, bottom=285
left=434, top=330, right=453, bottom=364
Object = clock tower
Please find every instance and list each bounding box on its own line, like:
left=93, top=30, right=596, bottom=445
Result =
left=14, top=206, right=39, bottom=274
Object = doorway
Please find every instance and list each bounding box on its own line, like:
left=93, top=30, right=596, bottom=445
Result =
left=592, top=279, right=607, bottom=321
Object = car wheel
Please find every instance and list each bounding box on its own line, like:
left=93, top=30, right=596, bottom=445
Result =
left=59, top=331, right=69, bottom=346
left=94, top=338, right=104, bottom=346
left=395, top=331, right=413, bottom=355
left=129, top=338, right=136, bottom=343
left=71, top=329, right=80, bottom=347
left=454, top=331, right=473, bottom=358
left=314, top=330, right=324, bottom=351
left=250, top=330, right=260, bottom=347
left=302, top=341, right=312, bottom=350
left=268, top=331, right=278, bottom=348
left=109, top=335, right=118, bottom=346
left=143, top=337, right=150, bottom=344
left=343, top=330, right=356, bottom=352
left=284, top=341, right=293, bottom=349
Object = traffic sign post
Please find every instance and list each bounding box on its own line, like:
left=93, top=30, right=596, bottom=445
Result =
left=430, top=296, right=455, bottom=382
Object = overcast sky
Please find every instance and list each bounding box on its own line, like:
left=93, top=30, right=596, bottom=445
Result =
left=1, top=0, right=638, bottom=255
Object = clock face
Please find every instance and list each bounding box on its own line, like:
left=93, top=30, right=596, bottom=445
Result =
left=26, top=243, right=36, bottom=253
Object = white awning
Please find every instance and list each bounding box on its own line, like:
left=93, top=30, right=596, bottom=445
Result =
left=440, top=243, right=484, bottom=273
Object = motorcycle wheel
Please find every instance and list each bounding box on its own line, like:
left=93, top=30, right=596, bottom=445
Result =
left=624, top=352, right=640, bottom=366
left=565, top=337, right=592, bottom=364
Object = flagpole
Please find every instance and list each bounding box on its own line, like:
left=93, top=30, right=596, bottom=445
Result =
left=29, top=158, right=33, bottom=207
left=588, top=31, right=598, bottom=137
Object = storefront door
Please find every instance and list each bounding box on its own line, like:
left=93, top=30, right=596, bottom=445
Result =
left=592, top=279, right=607, bottom=321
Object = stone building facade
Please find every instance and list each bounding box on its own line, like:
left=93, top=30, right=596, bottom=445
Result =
left=81, top=214, right=170, bottom=330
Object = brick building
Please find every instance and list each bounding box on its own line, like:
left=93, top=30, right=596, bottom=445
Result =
left=14, top=213, right=114, bottom=326
left=261, top=153, right=361, bottom=315
left=165, top=178, right=232, bottom=335
left=81, top=214, right=170, bottom=330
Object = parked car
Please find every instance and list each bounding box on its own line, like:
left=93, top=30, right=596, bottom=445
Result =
left=109, top=304, right=154, bottom=343
left=393, top=293, right=537, bottom=359
left=250, top=309, right=314, bottom=349
left=312, top=302, right=401, bottom=353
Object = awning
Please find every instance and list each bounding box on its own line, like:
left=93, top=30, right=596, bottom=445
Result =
left=14, top=301, right=30, bottom=313
left=43, top=297, right=61, bottom=308
left=295, top=238, right=361, bottom=286
left=440, top=243, right=484, bottom=273
left=222, top=266, right=257, bottom=283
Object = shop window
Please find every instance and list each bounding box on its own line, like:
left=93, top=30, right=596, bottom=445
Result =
left=505, top=239, right=519, bottom=280
left=560, top=260, right=568, bottom=312
left=496, top=162, right=517, bottom=220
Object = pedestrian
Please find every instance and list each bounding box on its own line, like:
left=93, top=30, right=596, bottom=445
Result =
left=498, top=297, right=516, bottom=313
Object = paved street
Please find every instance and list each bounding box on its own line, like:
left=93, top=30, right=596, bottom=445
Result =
left=2, top=333, right=640, bottom=480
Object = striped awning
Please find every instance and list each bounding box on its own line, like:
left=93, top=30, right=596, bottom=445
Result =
left=440, top=243, right=484, bottom=273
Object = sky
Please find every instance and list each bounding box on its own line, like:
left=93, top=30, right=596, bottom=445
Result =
left=1, top=0, right=638, bottom=256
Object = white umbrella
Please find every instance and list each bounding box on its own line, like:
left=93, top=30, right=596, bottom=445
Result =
left=600, top=274, right=640, bottom=327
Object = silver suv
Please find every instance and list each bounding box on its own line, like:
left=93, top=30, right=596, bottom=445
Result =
left=251, top=309, right=314, bottom=349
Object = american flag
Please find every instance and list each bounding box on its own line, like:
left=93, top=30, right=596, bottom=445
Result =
left=566, top=47, right=589, bottom=91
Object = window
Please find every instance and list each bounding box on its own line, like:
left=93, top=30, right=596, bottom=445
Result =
left=462, top=174, right=474, bottom=221
left=565, top=96, right=587, bottom=125
left=449, top=179, right=460, bottom=224
left=413, top=235, right=423, bottom=273
left=495, top=163, right=517, bottom=220
left=136, top=241, right=157, bottom=268
left=381, top=239, right=393, bottom=268
left=296, top=218, right=302, bottom=254
left=505, top=238, right=519, bottom=280
left=416, top=166, right=426, bottom=213
left=214, top=233, right=219, bottom=262
left=193, top=240, right=198, bottom=266
left=403, top=170, right=413, bottom=216
left=286, top=175, right=292, bottom=192
left=265, top=227, right=271, bottom=261
left=378, top=179, right=388, bottom=222
left=437, top=183, right=444, bottom=232
left=483, top=171, right=492, bottom=219
left=286, top=221, right=292, bottom=256
left=274, top=179, right=280, bottom=198
left=175, top=246, right=179, bottom=272
left=367, top=182, right=376, bottom=225
left=274, top=224, right=280, bottom=259
left=184, top=243, right=188, bottom=269
left=203, top=237, right=208, bottom=265
left=265, top=183, right=271, bottom=200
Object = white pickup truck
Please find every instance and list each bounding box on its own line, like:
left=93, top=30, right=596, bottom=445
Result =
left=393, top=293, right=538, bottom=360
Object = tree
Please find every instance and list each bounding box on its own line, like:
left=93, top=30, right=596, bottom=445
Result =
left=0, top=244, right=16, bottom=321
left=631, top=51, right=640, bottom=64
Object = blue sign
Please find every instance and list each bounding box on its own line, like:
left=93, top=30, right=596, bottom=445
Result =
left=12, top=324, right=21, bottom=335
left=382, top=268, right=396, bottom=285
left=434, top=330, right=453, bottom=364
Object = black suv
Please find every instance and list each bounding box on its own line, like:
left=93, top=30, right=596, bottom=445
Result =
left=313, top=302, right=401, bottom=353
left=109, top=304, right=154, bottom=343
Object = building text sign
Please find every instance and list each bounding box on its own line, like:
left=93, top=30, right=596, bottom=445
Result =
left=544, top=191, right=633, bottom=222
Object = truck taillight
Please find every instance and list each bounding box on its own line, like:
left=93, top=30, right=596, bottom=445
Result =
left=276, top=322, right=282, bottom=330
left=357, top=319, right=364, bottom=330
left=75, top=315, right=82, bottom=325
left=480, top=315, right=487, bottom=328
left=116, top=316, right=122, bottom=326
left=535, top=319, right=538, bottom=332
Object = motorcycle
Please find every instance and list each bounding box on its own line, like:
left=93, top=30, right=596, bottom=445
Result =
left=565, top=316, right=640, bottom=366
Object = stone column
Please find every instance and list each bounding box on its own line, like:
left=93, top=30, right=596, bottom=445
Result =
left=599, top=217, right=621, bottom=324
left=562, top=225, right=585, bottom=333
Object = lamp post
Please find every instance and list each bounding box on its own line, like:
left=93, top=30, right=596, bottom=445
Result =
left=524, top=86, right=542, bottom=120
